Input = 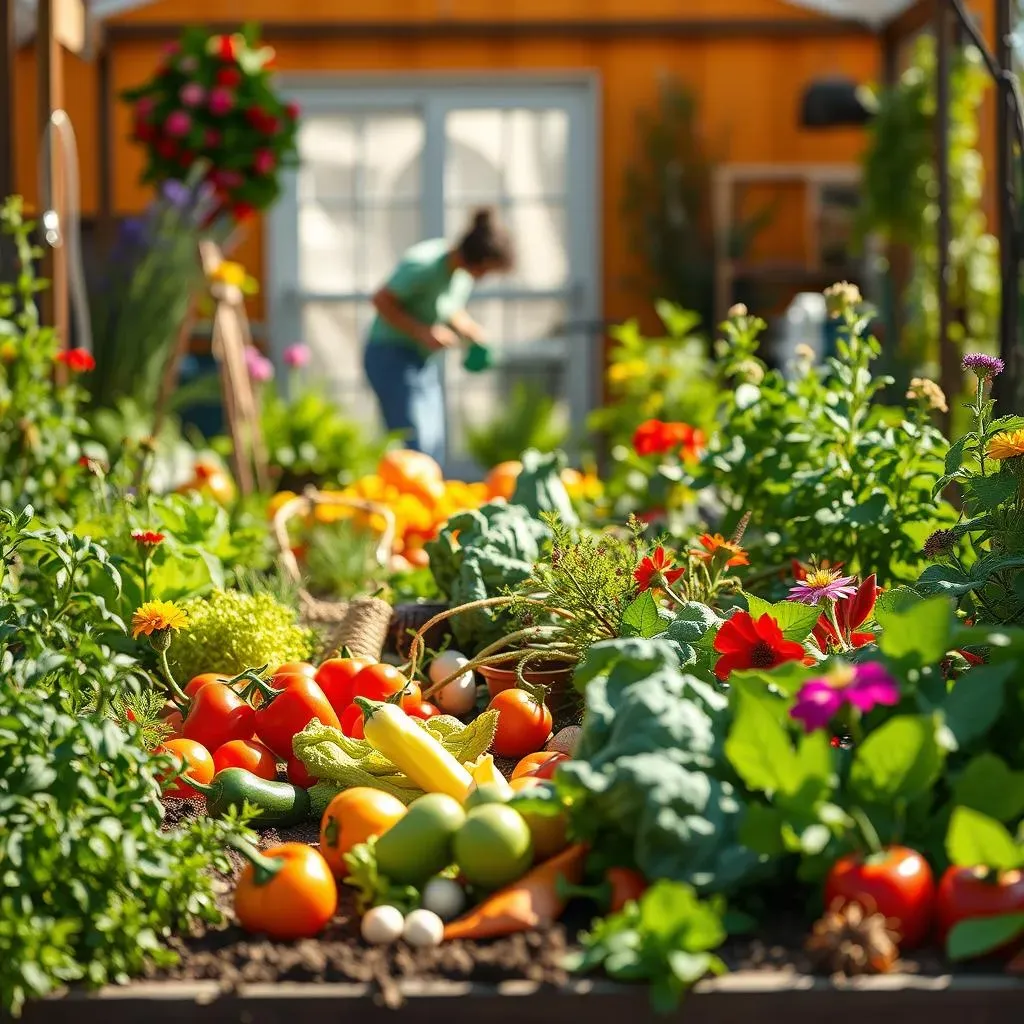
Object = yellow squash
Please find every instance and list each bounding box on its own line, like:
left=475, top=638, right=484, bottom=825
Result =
left=354, top=698, right=474, bottom=802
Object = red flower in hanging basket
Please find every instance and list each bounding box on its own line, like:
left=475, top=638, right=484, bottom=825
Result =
left=56, top=348, right=96, bottom=373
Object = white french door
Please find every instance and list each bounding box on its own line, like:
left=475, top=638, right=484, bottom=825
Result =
left=267, top=78, right=600, bottom=477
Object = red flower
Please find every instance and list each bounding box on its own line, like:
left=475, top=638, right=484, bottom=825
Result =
left=155, top=138, right=178, bottom=160
left=632, top=419, right=705, bottom=460
left=284, top=101, right=300, bottom=120
left=216, top=34, right=237, bottom=61
left=131, top=530, right=166, bottom=547
left=812, top=574, right=877, bottom=652
left=713, top=611, right=806, bottom=681
left=56, top=348, right=95, bottom=372
left=231, top=202, right=255, bottom=222
left=634, top=546, right=685, bottom=592
left=216, top=66, right=242, bottom=88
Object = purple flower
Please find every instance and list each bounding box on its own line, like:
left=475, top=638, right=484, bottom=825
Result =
left=790, top=662, right=900, bottom=733
left=283, top=344, right=310, bottom=369
left=787, top=566, right=859, bottom=605
left=962, top=353, right=1005, bottom=380
left=164, top=110, right=191, bottom=138
left=244, top=347, right=275, bottom=383
left=159, top=179, right=192, bottom=210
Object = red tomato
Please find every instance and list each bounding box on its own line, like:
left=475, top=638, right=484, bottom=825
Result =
left=405, top=700, right=440, bottom=721
left=161, top=707, right=184, bottom=739
left=286, top=753, right=319, bottom=788
left=213, top=738, right=278, bottom=781
left=488, top=687, right=553, bottom=760
left=185, top=673, right=231, bottom=698
left=274, top=662, right=316, bottom=680
left=400, top=680, right=423, bottom=711
left=181, top=682, right=256, bottom=754
left=159, top=738, right=215, bottom=798
left=315, top=656, right=375, bottom=716
left=350, top=663, right=409, bottom=703
left=606, top=867, right=649, bottom=912
left=252, top=669, right=312, bottom=708
left=824, top=846, right=936, bottom=948
left=255, top=677, right=341, bottom=759
left=936, top=866, right=1024, bottom=947
left=339, top=703, right=365, bottom=739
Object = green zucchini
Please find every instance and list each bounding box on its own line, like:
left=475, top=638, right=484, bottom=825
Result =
left=187, top=767, right=311, bottom=828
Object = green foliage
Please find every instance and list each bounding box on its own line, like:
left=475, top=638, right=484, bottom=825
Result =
left=570, top=881, right=727, bottom=1013
left=621, top=76, right=771, bottom=328
left=0, top=197, right=91, bottom=514
left=0, top=681, right=249, bottom=1017
left=303, top=522, right=382, bottom=600
left=687, top=296, right=956, bottom=585
left=168, top=588, right=314, bottom=681
left=465, top=381, right=568, bottom=469
left=509, top=448, right=579, bottom=528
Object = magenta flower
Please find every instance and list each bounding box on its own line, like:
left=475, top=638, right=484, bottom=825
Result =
left=208, top=88, right=235, bottom=116
left=164, top=110, right=191, bottom=138
left=790, top=662, right=900, bottom=733
left=283, top=344, right=310, bottom=369
left=962, top=352, right=1005, bottom=380
left=254, top=149, right=276, bottom=175
left=135, top=96, right=156, bottom=119
left=244, top=347, right=275, bottom=383
left=180, top=83, right=206, bottom=108
left=788, top=565, right=859, bottom=606
left=203, top=128, right=222, bottom=148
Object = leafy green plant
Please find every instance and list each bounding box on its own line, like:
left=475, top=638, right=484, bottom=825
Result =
left=303, top=522, right=383, bottom=600
left=168, top=588, right=314, bottom=681
left=465, top=381, right=568, bottom=469
left=687, top=288, right=957, bottom=585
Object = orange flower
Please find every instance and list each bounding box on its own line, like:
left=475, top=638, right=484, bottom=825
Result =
left=131, top=600, right=187, bottom=639
left=987, top=429, right=1024, bottom=460
left=634, top=546, right=685, bottom=592
left=691, top=533, right=749, bottom=568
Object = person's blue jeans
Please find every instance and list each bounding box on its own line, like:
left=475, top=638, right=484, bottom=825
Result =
left=364, top=340, right=446, bottom=466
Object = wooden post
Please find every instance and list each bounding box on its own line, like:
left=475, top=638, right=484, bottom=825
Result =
left=0, top=0, right=14, bottom=205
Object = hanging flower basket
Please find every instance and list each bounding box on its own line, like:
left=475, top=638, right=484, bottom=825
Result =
left=122, top=23, right=300, bottom=222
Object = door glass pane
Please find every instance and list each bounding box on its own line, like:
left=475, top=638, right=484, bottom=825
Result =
left=505, top=109, right=568, bottom=199
left=504, top=202, right=568, bottom=289
left=299, top=203, right=357, bottom=293
left=363, top=115, right=425, bottom=201
left=444, top=109, right=504, bottom=204
left=298, top=117, right=358, bottom=203
left=363, top=203, right=423, bottom=291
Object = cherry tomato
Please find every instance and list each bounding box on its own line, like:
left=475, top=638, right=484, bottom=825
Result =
left=234, top=842, right=338, bottom=940
left=286, top=753, right=319, bottom=789
left=339, top=703, right=365, bottom=739
left=400, top=680, right=423, bottom=711
left=488, top=687, right=553, bottom=760
left=158, top=738, right=215, bottom=798
left=824, top=845, right=936, bottom=948
left=315, top=656, right=375, bottom=716
left=182, top=682, right=256, bottom=754
left=213, top=738, right=278, bottom=781
left=255, top=677, right=341, bottom=759
left=405, top=700, right=440, bottom=721
left=185, top=673, right=231, bottom=699
left=274, top=662, right=316, bottom=680
left=512, top=751, right=569, bottom=780
left=936, top=866, right=1024, bottom=947
left=606, top=867, right=649, bottom=912
left=350, top=663, right=409, bottom=703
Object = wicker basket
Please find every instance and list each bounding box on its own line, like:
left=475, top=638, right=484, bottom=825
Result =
left=387, top=601, right=451, bottom=659
left=272, top=487, right=397, bottom=662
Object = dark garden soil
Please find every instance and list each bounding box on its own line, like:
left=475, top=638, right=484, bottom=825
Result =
left=154, top=797, right=969, bottom=1008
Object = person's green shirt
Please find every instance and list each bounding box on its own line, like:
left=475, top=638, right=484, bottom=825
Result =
left=367, top=238, right=475, bottom=356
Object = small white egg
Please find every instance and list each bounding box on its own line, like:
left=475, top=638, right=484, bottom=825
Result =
left=421, top=877, right=467, bottom=922
left=360, top=905, right=405, bottom=946
left=429, top=651, right=477, bottom=716
left=402, top=908, right=445, bottom=948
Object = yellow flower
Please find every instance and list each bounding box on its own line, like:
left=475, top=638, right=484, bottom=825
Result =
left=607, top=359, right=647, bottom=385
left=131, top=600, right=188, bottom=640
left=987, top=429, right=1024, bottom=461
left=210, top=261, right=248, bottom=288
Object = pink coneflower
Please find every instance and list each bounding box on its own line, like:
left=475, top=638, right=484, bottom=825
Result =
left=164, top=111, right=191, bottom=138
left=787, top=565, right=858, bottom=606
left=208, top=88, right=235, bottom=116
left=179, top=83, right=206, bottom=108
left=790, top=662, right=900, bottom=733
left=244, top=346, right=275, bottom=383
left=283, top=344, right=310, bottom=369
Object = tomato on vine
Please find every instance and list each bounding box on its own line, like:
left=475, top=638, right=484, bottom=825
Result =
left=181, top=681, right=256, bottom=754
left=936, top=866, right=1024, bottom=947
left=487, top=684, right=552, bottom=759
left=315, top=656, right=375, bottom=716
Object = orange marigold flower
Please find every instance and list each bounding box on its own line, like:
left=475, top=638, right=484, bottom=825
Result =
left=131, top=530, right=166, bottom=547
left=131, top=600, right=188, bottom=639
left=634, top=546, right=685, bottom=592
left=691, top=533, right=749, bottom=568
left=987, top=429, right=1024, bottom=461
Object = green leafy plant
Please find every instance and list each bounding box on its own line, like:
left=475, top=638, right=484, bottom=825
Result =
left=687, top=287, right=956, bottom=585
left=303, top=522, right=383, bottom=600
left=465, top=381, right=568, bottom=469
left=168, top=588, right=314, bottom=681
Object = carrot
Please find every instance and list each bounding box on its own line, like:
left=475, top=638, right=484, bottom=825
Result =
left=443, top=843, right=588, bottom=941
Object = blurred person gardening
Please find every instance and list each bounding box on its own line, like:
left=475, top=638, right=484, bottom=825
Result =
left=365, top=209, right=513, bottom=464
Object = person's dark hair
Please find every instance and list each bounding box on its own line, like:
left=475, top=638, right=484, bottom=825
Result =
left=458, top=208, right=514, bottom=269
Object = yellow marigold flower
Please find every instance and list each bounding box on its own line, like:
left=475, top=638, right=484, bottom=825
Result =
left=607, top=359, right=647, bottom=385
left=131, top=600, right=188, bottom=640
left=209, top=260, right=248, bottom=289
left=987, top=429, right=1024, bottom=461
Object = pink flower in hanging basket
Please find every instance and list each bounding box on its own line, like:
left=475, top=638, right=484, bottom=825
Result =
left=283, top=344, right=310, bottom=369
left=208, top=88, right=235, bottom=116
left=253, top=149, right=276, bottom=175
left=244, top=347, right=275, bottom=383
left=203, top=128, right=222, bottom=148
left=211, top=169, right=244, bottom=189
left=164, top=111, right=191, bottom=138
left=135, top=96, right=156, bottom=119
left=162, top=41, right=181, bottom=58
left=179, top=82, right=206, bottom=108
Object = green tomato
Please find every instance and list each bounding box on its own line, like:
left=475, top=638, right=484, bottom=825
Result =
left=463, top=783, right=510, bottom=811
left=453, top=804, right=533, bottom=889
left=375, top=793, right=465, bottom=885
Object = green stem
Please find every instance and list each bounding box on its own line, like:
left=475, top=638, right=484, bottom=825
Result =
left=227, top=833, right=285, bottom=885
left=976, top=376, right=988, bottom=478
left=159, top=648, right=191, bottom=712
left=826, top=600, right=849, bottom=653
left=849, top=806, right=883, bottom=856
left=141, top=552, right=150, bottom=604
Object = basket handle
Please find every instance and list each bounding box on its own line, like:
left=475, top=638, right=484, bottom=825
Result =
left=271, top=486, right=398, bottom=587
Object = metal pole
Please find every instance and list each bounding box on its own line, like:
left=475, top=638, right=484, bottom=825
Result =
left=935, top=2, right=954, bottom=434
left=994, top=0, right=1019, bottom=408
